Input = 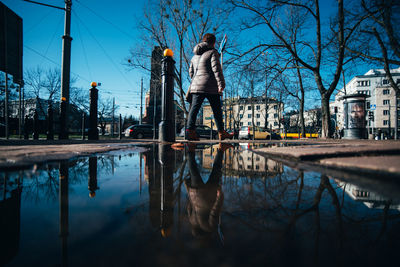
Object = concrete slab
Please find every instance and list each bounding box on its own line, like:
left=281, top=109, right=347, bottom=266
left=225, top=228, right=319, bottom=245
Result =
left=255, top=140, right=400, bottom=160
left=319, top=155, right=400, bottom=174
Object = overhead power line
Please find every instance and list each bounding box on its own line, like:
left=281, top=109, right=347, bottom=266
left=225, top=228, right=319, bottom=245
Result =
left=75, top=0, right=135, bottom=40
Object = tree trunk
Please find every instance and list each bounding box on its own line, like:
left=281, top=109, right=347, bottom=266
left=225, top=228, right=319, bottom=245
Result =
left=321, top=94, right=331, bottom=138
left=299, top=92, right=306, bottom=137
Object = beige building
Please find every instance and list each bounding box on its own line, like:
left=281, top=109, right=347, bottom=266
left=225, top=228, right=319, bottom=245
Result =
left=331, top=67, right=400, bottom=138
left=203, top=96, right=284, bottom=131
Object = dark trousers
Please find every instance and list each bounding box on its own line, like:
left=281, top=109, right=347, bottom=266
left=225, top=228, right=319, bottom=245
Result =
left=187, top=93, right=224, bottom=131
left=188, top=149, right=223, bottom=188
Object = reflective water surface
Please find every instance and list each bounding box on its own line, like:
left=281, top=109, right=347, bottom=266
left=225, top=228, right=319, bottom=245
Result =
left=1, top=144, right=400, bottom=267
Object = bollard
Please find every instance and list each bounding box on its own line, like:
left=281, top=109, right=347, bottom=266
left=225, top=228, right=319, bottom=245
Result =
left=158, top=49, right=176, bottom=142
left=33, top=110, right=39, bottom=140
left=47, top=103, right=54, bottom=140
left=88, top=82, right=99, bottom=140
left=24, top=115, right=29, bottom=140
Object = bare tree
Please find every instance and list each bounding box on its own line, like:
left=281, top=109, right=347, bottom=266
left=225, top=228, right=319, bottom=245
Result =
left=126, top=0, right=231, bottom=118
left=346, top=0, right=400, bottom=139
left=227, top=0, right=366, bottom=138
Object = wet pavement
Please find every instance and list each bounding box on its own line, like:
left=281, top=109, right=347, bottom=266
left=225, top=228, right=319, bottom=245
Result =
left=1, top=143, right=400, bottom=267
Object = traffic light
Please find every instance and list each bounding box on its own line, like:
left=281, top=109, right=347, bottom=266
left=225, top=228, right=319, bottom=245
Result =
left=368, top=111, right=374, bottom=121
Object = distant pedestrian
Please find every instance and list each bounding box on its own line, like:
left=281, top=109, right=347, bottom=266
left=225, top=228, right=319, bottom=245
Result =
left=186, top=33, right=233, bottom=141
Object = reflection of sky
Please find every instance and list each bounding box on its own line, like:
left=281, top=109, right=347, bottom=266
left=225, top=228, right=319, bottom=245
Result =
left=2, top=146, right=400, bottom=266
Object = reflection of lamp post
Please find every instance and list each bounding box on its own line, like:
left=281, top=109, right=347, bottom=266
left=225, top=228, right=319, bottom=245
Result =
left=59, top=161, right=69, bottom=267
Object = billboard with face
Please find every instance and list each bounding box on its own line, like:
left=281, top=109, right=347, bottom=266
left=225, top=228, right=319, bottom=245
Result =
left=348, top=101, right=366, bottom=129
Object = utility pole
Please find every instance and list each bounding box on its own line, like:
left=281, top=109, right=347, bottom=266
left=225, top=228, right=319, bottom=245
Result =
left=140, top=78, right=143, bottom=124
left=23, top=1, right=73, bottom=140
left=59, top=0, right=72, bottom=140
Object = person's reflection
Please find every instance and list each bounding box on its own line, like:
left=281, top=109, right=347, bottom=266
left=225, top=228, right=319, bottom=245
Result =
left=185, top=144, right=229, bottom=243
left=88, top=157, right=99, bottom=198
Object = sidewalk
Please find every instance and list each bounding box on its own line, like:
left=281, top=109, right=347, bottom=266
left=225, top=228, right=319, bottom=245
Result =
left=253, top=139, right=400, bottom=178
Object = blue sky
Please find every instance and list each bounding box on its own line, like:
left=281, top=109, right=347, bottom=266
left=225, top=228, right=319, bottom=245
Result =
left=2, top=0, right=377, bottom=116
left=3, top=0, right=148, bottom=116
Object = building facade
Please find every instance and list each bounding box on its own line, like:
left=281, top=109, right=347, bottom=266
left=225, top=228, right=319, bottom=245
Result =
left=202, top=96, right=284, bottom=131
left=330, top=67, right=400, bottom=138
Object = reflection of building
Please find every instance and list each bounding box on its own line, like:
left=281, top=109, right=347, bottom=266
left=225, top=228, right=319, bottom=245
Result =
left=330, top=67, right=400, bottom=137
left=336, top=181, right=400, bottom=210
left=203, top=96, right=284, bottom=131
left=202, top=145, right=283, bottom=177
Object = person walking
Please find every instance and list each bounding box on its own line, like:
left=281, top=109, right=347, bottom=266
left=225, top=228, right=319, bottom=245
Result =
left=186, top=33, right=233, bottom=141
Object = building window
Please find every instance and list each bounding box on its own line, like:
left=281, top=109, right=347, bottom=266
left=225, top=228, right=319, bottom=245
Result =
left=256, top=122, right=260, bottom=126
left=357, top=80, right=370, bottom=87
left=256, top=113, right=260, bottom=118
left=383, top=120, right=389, bottom=125
left=383, top=89, right=390, bottom=95
left=239, top=114, right=243, bottom=119
left=239, top=106, right=243, bottom=110
left=240, top=122, right=243, bottom=126
left=383, top=79, right=388, bottom=85
left=366, top=102, right=370, bottom=109
left=274, top=105, right=278, bottom=110
left=383, top=110, right=389, bottom=115
left=383, top=99, right=390, bottom=105
left=248, top=114, right=251, bottom=118
left=255, top=165, right=259, bottom=170
left=274, top=121, right=278, bottom=126
left=266, top=114, right=269, bottom=119
left=274, top=113, right=278, bottom=118
left=248, top=106, right=251, bottom=110
left=248, top=122, right=251, bottom=126
left=256, top=105, right=260, bottom=110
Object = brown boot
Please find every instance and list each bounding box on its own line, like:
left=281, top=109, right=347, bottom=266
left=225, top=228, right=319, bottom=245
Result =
left=186, top=129, right=199, bottom=141
left=218, top=130, right=234, bottom=141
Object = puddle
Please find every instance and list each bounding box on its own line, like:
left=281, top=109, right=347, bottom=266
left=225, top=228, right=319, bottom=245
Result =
left=1, top=144, right=399, bottom=267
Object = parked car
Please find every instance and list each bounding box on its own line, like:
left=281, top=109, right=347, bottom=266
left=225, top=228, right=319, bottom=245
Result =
left=125, top=124, right=157, bottom=138
left=238, top=126, right=281, bottom=140
left=179, top=125, right=218, bottom=139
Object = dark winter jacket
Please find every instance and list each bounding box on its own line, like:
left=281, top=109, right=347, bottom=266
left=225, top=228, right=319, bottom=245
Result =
left=189, top=42, right=225, bottom=94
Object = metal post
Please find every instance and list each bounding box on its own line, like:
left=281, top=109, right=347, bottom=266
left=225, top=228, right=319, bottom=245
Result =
left=59, top=0, right=72, bottom=140
left=81, top=112, right=85, bottom=140
left=47, top=102, right=54, bottom=140
left=24, top=115, right=29, bottom=140
left=111, top=97, right=115, bottom=138
left=140, top=78, right=143, bottom=124
left=119, top=114, right=122, bottom=140
left=4, top=73, right=9, bottom=139
left=158, top=50, right=176, bottom=142
left=18, top=83, right=22, bottom=138
left=33, top=110, right=39, bottom=140
left=88, top=84, right=98, bottom=140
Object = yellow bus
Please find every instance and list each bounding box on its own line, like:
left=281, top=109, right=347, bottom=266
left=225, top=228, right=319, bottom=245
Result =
left=280, top=133, right=319, bottom=139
